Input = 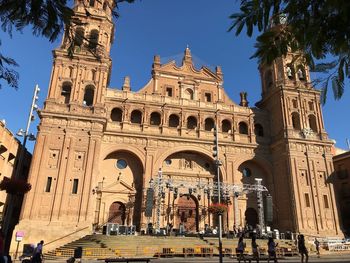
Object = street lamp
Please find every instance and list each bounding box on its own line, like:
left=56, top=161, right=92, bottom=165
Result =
left=15, top=84, right=40, bottom=149
left=213, top=123, right=223, bottom=263
left=16, top=129, right=36, bottom=141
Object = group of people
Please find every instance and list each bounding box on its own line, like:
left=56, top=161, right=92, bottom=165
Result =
left=236, top=236, right=278, bottom=263
left=296, top=235, right=320, bottom=263
left=236, top=233, right=320, bottom=263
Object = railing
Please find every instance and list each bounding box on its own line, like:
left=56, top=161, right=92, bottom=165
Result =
left=44, top=226, right=90, bottom=247
left=328, top=243, right=350, bottom=252
left=106, top=89, right=248, bottom=113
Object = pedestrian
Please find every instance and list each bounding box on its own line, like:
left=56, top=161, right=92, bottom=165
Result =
left=298, top=235, right=308, bottom=263
left=314, top=238, right=320, bottom=257
left=238, top=225, right=242, bottom=237
left=251, top=235, right=260, bottom=262
left=236, top=236, right=246, bottom=263
left=32, top=240, right=44, bottom=263
left=233, top=224, right=237, bottom=237
left=267, top=237, right=278, bottom=263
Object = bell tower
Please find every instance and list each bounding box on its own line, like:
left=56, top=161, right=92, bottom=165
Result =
left=46, top=0, right=114, bottom=108
left=257, top=47, right=341, bottom=236
left=13, top=0, right=115, bottom=250
left=258, top=51, right=328, bottom=139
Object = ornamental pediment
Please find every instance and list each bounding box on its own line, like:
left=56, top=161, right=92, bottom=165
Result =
left=157, top=59, right=220, bottom=81
left=152, top=47, right=223, bottom=82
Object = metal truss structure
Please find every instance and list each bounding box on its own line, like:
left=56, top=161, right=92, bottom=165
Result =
left=147, top=169, right=269, bottom=233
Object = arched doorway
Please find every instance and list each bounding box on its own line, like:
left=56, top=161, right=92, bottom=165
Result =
left=108, top=201, right=126, bottom=224
left=245, top=207, right=258, bottom=228
left=177, top=195, right=198, bottom=232
left=102, top=150, right=144, bottom=231
left=160, top=150, right=222, bottom=232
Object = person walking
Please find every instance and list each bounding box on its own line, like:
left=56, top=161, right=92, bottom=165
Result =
left=267, top=237, right=278, bottom=263
left=314, top=238, right=320, bottom=257
left=233, top=224, right=237, bottom=237
left=32, top=240, right=44, bottom=263
left=251, top=236, right=260, bottom=262
left=236, top=236, right=246, bottom=263
left=298, top=235, right=308, bottom=263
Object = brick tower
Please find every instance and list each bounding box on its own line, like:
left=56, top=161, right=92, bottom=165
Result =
left=257, top=48, right=341, bottom=236
left=12, top=0, right=113, bottom=249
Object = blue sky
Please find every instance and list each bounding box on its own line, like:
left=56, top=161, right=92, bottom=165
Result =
left=0, top=0, right=349, bottom=151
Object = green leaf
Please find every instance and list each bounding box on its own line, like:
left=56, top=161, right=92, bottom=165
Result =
left=311, top=62, right=337, bottom=73
left=320, top=80, right=329, bottom=105
left=331, top=75, right=344, bottom=100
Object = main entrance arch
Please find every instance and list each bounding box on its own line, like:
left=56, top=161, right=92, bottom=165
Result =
left=101, top=150, right=144, bottom=231
left=177, top=195, right=199, bottom=232
left=245, top=207, right=258, bottom=228
left=108, top=201, right=126, bottom=224
left=159, top=150, right=216, bottom=232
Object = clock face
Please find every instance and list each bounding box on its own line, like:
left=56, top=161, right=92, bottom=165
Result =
left=302, top=128, right=313, bottom=137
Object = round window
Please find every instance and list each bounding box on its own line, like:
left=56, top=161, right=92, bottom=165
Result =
left=165, top=159, right=172, bottom=165
left=116, top=159, right=127, bottom=169
left=242, top=168, right=252, bottom=177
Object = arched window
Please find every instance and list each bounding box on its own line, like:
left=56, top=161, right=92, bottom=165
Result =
left=89, top=0, right=95, bottom=7
left=292, top=98, right=298, bottom=108
left=131, top=110, right=142, bottom=124
left=89, top=29, right=99, bottom=49
left=61, top=82, right=72, bottom=104
left=297, top=66, right=306, bottom=80
left=204, top=118, right=215, bottom=131
left=308, top=101, right=314, bottom=111
left=291, top=112, right=301, bottom=130
left=286, top=64, right=294, bottom=79
left=111, top=108, right=123, bottom=122
left=221, top=119, right=231, bottom=133
left=309, top=114, right=317, bottom=132
left=238, top=122, right=248, bottom=135
left=103, top=1, right=108, bottom=11
left=187, top=116, right=197, bottom=129
left=83, top=85, right=94, bottom=106
left=254, top=124, right=264, bottom=137
left=74, top=27, right=84, bottom=46
left=169, top=114, right=179, bottom=128
left=150, top=112, right=161, bottom=126
left=184, top=88, right=194, bottom=100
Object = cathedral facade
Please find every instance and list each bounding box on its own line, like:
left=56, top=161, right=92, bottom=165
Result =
left=11, top=0, right=341, bottom=251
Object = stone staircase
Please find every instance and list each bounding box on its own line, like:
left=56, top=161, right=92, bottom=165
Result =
left=44, top=234, right=300, bottom=260
left=44, top=234, right=216, bottom=260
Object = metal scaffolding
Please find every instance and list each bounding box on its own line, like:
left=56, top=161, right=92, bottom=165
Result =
left=147, top=169, right=269, bottom=233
